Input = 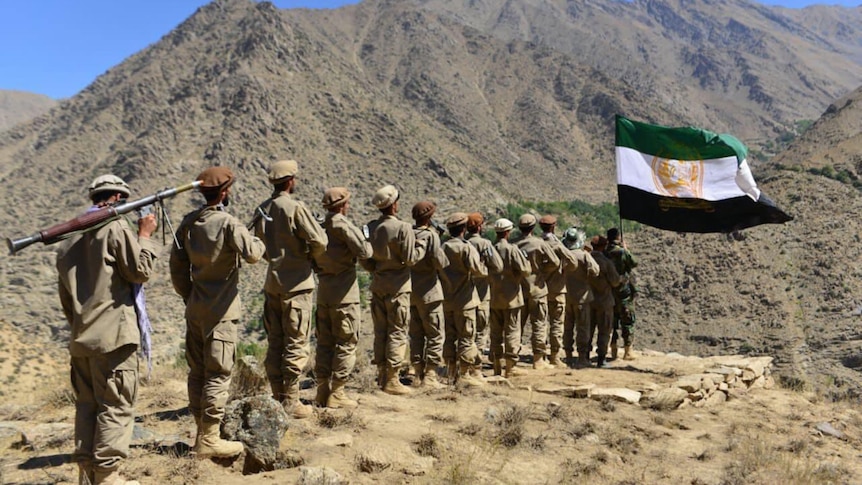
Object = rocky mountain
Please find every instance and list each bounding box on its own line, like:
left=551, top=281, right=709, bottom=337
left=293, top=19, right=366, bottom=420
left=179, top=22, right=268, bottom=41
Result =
left=0, top=0, right=861, bottom=399
left=0, top=90, right=55, bottom=132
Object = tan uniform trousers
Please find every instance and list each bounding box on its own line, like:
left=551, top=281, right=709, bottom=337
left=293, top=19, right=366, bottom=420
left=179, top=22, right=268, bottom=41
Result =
left=590, top=303, right=615, bottom=358
left=489, top=307, right=522, bottom=361
left=371, top=290, right=411, bottom=368
left=443, top=307, right=480, bottom=365
left=315, top=302, right=360, bottom=382
left=264, top=290, right=313, bottom=399
left=564, top=299, right=592, bottom=355
left=521, top=294, right=549, bottom=356
left=409, top=300, right=444, bottom=367
left=547, top=293, right=565, bottom=355
left=71, top=344, right=138, bottom=472
left=474, top=301, right=490, bottom=349
left=186, top=318, right=236, bottom=424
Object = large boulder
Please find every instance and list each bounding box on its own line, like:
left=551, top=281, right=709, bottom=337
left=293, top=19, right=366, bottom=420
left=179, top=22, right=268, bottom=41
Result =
left=222, top=395, right=298, bottom=474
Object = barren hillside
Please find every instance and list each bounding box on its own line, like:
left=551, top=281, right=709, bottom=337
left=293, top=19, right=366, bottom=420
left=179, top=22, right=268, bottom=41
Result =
left=0, top=90, right=55, bottom=133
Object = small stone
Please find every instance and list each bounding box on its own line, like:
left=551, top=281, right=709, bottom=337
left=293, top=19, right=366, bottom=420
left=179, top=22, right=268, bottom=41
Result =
left=317, top=433, right=353, bottom=447
left=573, top=384, right=595, bottom=399
left=815, top=422, right=845, bottom=440
left=298, top=466, right=346, bottom=485
left=590, top=388, right=641, bottom=404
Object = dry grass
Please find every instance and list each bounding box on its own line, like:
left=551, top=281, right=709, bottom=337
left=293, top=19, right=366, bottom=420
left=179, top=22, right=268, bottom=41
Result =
left=486, top=403, right=532, bottom=448
left=317, top=410, right=365, bottom=430
left=414, top=433, right=442, bottom=458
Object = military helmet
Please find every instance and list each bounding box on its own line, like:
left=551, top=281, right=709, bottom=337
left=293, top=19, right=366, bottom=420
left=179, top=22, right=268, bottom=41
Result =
left=88, top=174, right=131, bottom=199
left=562, top=226, right=586, bottom=250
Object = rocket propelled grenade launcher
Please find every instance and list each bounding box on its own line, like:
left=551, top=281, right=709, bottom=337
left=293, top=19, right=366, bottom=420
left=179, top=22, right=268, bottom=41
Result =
left=6, top=180, right=201, bottom=255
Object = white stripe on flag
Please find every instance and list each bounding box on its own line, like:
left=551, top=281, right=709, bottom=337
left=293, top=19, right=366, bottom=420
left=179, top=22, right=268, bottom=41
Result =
left=616, top=146, right=760, bottom=201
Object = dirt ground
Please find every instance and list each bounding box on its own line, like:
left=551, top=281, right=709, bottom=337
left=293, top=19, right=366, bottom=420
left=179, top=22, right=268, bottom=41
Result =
left=1, top=336, right=861, bottom=485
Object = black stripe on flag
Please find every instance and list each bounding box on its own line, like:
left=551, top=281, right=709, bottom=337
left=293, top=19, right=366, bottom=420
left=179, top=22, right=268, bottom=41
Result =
left=618, top=185, right=793, bottom=233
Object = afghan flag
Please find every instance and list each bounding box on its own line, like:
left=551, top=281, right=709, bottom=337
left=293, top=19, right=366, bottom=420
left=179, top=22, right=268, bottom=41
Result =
left=615, top=115, right=792, bottom=233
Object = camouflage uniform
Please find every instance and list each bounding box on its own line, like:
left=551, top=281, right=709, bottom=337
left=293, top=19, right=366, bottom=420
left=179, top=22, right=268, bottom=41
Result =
left=605, top=240, right=638, bottom=349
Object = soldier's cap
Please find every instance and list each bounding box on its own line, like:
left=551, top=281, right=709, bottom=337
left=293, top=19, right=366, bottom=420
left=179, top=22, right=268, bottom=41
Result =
left=518, top=213, right=537, bottom=228
left=607, top=227, right=620, bottom=241
left=322, top=187, right=350, bottom=209
left=494, top=218, right=514, bottom=233
left=446, top=212, right=469, bottom=228
left=539, top=214, right=557, bottom=226
left=467, top=212, right=484, bottom=229
left=372, top=184, right=399, bottom=209
left=88, top=174, right=131, bottom=199
left=196, top=166, right=235, bottom=193
left=592, top=235, right=608, bottom=249
left=269, top=159, right=298, bottom=183
left=412, top=201, right=436, bottom=220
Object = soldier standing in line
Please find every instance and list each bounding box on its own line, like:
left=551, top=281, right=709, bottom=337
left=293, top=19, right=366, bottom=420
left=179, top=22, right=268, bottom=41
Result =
left=488, top=218, right=532, bottom=378
left=314, top=187, right=373, bottom=409
left=605, top=227, right=638, bottom=360
left=170, top=167, right=266, bottom=458
left=465, top=212, right=504, bottom=362
left=363, top=184, right=427, bottom=395
left=561, top=227, right=600, bottom=368
left=440, top=212, right=488, bottom=386
left=58, top=175, right=157, bottom=485
left=538, top=215, right=578, bottom=368
left=514, top=214, right=560, bottom=370
left=408, top=201, right=449, bottom=389
left=254, top=160, right=328, bottom=419
left=587, top=236, right=625, bottom=368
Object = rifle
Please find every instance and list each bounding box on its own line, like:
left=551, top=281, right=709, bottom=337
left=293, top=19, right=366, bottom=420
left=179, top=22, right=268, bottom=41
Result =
left=7, top=181, right=201, bottom=255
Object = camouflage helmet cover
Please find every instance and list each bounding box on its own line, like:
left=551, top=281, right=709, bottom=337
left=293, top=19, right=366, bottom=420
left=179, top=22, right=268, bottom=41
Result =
left=88, top=174, right=131, bottom=199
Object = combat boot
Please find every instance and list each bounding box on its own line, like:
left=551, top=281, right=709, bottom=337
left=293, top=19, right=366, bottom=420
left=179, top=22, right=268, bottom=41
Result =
left=377, top=364, right=387, bottom=389
left=283, top=383, right=313, bottom=419
left=194, top=421, right=244, bottom=459
left=596, top=355, right=610, bottom=368
left=411, top=363, right=425, bottom=387
left=623, top=345, right=636, bottom=360
left=93, top=469, right=140, bottom=485
left=383, top=366, right=412, bottom=395
left=493, top=358, right=503, bottom=376
left=504, top=358, right=523, bottom=378
left=532, top=354, right=552, bottom=370
left=459, top=365, right=485, bottom=387
left=548, top=352, right=565, bottom=369
left=422, top=367, right=446, bottom=389
left=78, top=463, right=95, bottom=485
left=576, top=353, right=591, bottom=368
left=446, top=359, right=458, bottom=385
left=564, top=351, right=574, bottom=368
left=610, top=342, right=619, bottom=360
left=191, top=415, right=203, bottom=451
left=314, top=377, right=331, bottom=407
left=327, top=379, right=358, bottom=409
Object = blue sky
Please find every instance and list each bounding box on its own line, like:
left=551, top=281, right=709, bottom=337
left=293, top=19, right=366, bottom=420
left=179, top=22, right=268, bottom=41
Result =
left=0, top=0, right=857, bottom=99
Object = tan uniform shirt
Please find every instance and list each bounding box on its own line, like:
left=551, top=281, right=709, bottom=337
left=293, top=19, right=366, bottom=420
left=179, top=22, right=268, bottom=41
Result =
left=466, top=233, right=504, bottom=303
left=565, top=249, right=600, bottom=304
left=410, top=226, right=448, bottom=304
left=589, top=251, right=623, bottom=308
left=170, top=206, right=266, bottom=324
left=489, top=238, right=532, bottom=310
left=364, top=214, right=426, bottom=295
left=515, top=234, right=560, bottom=299
left=440, top=237, right=487, bottom=311
left=542, top=233, right=577, bottom=296
left=57, top=217, right=159, bottom=357
left=254, top=191, right=328, bottom=294
left=317, top=212, right=373, bottom=305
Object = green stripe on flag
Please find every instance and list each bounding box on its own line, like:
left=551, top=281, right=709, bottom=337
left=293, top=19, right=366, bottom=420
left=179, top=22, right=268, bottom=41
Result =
left=615, top=115, right=748, bottom=165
